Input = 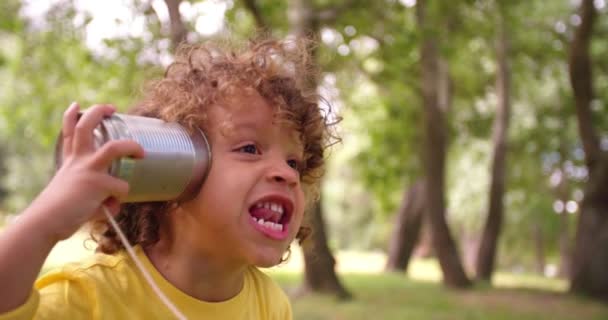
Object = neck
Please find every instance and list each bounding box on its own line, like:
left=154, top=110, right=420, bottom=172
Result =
left=144, top=235, right=247, bottom=302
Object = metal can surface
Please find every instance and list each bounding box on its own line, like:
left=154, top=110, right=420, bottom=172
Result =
left=55, top=113, right=211, bottom=203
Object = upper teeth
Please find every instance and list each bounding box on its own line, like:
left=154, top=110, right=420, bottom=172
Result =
left=256, top=202, right=285, bottom=216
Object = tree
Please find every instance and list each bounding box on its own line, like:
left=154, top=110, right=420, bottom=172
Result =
left=568, top=0, right=608, bottom=301
left=287, top=0, right=352, bottom=300
left=475, top=1, right=512, bottom=281
left=385, top=179, right=425, bottom=271
left=416, top=0, right=471, bottom=288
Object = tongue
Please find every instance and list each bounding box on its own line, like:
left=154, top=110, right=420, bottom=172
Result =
left=249, top=207, right=279, bottom=223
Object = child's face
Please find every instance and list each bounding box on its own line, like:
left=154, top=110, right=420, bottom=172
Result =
left=179, top=89, right=305, bottom=267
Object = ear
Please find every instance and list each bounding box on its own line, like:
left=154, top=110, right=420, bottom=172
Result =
left=280, top=245, right=292, bottom=264
left=167, top=201, right=183, bottom=215
left=296, top=225, right=312, bottom=245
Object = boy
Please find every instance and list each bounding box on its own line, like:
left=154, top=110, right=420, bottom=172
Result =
left=0, top=37, right=332, bottom=319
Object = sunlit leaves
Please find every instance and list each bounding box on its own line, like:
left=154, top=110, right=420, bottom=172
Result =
left=0, top=1, right=158, bottom=211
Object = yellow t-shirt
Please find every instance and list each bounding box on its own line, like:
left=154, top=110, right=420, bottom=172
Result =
left=0, top=246, right=292, bottom=319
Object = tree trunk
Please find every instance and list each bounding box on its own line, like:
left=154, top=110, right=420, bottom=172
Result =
left=414, top=219, right=434, bottom=258
left=568, top=0, right=608, bottom=301
left=568, top=0, right=600, bottom=170
left=571, top=166, right=608, bottom=298
left=416, top=0, right=471, bottom=288
left=557, top=144, right=572, bottom=278
left=300, top=201, right=351, bottom=299
left=475, top=9, right=511, bottom=281
left=385, top=180, right=425, bottom=272
left=287, top=0, right=352, bottom=299
left=533, top=223, right=546, bottom=275
left=558, top=197, right=572, bottom=278
left=163, top=0, right=187, bottom=50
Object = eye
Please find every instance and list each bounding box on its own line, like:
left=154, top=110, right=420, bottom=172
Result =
left=287, top=159, right=301, bottom=171
left=237, top=144, right=259, bottom=154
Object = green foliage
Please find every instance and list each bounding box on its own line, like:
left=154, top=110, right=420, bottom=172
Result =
left=222, top=0, right=608, bottom=265
left=2, top=0, right=607, bottom=274
left=0, top=1, right=23, bottom=33
left=0, top=1, right=160, bottom=211
left=327, top=2, right=422, bottom=216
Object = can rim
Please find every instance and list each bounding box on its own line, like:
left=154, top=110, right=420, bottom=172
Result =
left=176, top=126, right=212, bottom=202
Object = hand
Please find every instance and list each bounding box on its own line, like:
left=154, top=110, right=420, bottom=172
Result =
left=27, top=102, right=145, bottom=242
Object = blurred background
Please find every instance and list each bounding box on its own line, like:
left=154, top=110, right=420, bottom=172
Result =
left=1, top=0, right=608, bottom=319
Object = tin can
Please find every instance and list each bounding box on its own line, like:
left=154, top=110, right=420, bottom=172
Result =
left=54, top=113, right=211, bottom=202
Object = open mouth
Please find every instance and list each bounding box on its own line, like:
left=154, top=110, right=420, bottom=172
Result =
left=248, top=195, right=293, bottom=239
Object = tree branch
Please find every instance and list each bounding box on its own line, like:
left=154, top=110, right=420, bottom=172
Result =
left=163, top=0, right=187, bottom=50
left=568, top=0, right=600, bottom=169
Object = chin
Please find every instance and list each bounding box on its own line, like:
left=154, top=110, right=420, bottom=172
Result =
left=255, top=260, right=281, bottom=268
left=250, top=248, right=287, bottom=268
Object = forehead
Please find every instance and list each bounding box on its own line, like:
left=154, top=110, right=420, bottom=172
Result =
left=215, top=89, right=272, bottom=125
left=206, top=89, right=303, bottom=146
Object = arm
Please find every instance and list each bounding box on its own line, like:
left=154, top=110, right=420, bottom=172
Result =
left=0, top=206, right=58, bottom=312
left=0, top=103, right=144, bottom=313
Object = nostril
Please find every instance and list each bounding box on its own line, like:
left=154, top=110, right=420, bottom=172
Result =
left=273, top=175, right=286, bottom=183
left=267, top=162, right=299, bottom=184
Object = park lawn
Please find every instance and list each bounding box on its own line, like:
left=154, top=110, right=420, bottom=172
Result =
left=268, top=271, right=608, bottom=320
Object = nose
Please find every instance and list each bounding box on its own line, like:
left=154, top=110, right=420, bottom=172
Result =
left=266, top=157, right=299, bottom=187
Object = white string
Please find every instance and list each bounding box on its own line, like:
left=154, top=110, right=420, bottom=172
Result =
left=102, top=206, right=188, bottom=320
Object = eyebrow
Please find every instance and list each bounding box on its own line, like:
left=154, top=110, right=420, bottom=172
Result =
left=230, top=121, right=259, bottom=135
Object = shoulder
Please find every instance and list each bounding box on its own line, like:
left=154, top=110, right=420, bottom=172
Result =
left=245, top=267, right=292, bottom=319
left=245, top=267, right=286, bottom=297
left=35, top=250, right=138, bottom=308
left=26, top=251, right=134, bottom=319
left=37, top=250, right=132, bottom=289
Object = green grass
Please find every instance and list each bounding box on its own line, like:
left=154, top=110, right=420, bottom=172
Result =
left=269, top=271, right=608, bottom=320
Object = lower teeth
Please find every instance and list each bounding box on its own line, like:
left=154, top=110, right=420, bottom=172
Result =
left=252, top=217, right=283, bottom=231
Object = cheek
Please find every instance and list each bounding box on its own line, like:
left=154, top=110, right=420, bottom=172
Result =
left=189, top=159, right=251, bottom=213
left=291, top=191, right=306, bottom=226
left=185, top=166, right=228, bottom=214
left=198, top=156, right=234, bottom=195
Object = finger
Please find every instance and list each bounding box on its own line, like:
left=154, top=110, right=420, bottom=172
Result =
left=73, top=104, right=116, bottom=155
left=93, top=173, right=131, bottom=200
left=61, top=102, right=80, bottom=158
left=90, top=140, right=145, bottom=170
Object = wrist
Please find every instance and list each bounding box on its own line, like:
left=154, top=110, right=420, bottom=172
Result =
left=19, top=196, right=70, bottom=245
left=18, top=210, right=61, bottom=250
